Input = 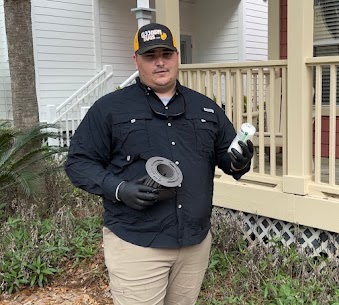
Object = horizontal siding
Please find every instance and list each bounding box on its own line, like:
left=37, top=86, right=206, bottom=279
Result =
left=194, top=0, right=240, bottom=63
left=39, top=83, right=92, bottom=91
left=246, top=1, right=267, bottom=12
left=37, top=38, right=94, bottom=48
left=99, top=0, right=148, bottom=87
left=100, top=32, right=132, bottom=44
left=38, top=0, right=92, bottom=5
left=39, top=75, right=96, bottom=84
left=37, top=61, right=96, bottom=69
left=100, top=12, right=136, bottom=25
left=35, top=23, right=93, bottom=34
left=246, top=9, right=268, bottom=21
left=246, top=41, right=268, bottom=49
left=36, top=31, right=94, bottom=41
left=34, top=6, right=92, bottom=19
left=200, top=54, right=239, bottom=62
left=36, top=16, right=93, bottom=27
left=244, top=0, right=268, bottom=61
left=246, top=14, right=267, bottom=25
left=38, top=54, right=95, bottom=62
left=39, top=68, right=95, bottom=76
left=0, top=0, right=12, bottom=120
left=33, top=0, right=96, bottom=121
left=212, top=35, right=238, bottom=44
left=0, top=80, right=11, bottom=91
left=39, top=90, right=77, bottom=98
left=246, top=24, right=268, bottom=33
left=246, top=29, right=268, bottom=39
left=204, top=47, right=238, bottom=56
left=38, top=46, right=95, bottom=55
left=35, top=0, right=93, bottom=13
left=101, top=46, right=136, bottom=56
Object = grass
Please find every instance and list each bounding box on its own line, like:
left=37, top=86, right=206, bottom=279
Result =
left=1, top=171, right=339, bottom=304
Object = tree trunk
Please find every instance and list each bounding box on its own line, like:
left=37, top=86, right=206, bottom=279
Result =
left=4, top=0, right=46, bottom=203
left=4, top=0, right=39, bottom=130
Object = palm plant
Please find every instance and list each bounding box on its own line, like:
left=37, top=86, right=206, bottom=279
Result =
left=0, top=121, right=66, bottom=198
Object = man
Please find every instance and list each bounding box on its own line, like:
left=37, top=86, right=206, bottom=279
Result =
left=65, top=22, right=253, bottom=305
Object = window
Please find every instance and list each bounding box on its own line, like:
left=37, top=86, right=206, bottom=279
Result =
left=314, top=0, right=339, bottom=45
left=314, top=0, right=339, bottom=105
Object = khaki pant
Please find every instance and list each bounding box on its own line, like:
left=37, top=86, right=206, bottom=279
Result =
left=103, top=227, right=212, bottom=305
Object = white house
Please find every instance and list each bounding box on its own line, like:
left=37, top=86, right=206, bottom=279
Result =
left=0, top=0, right=268, bottom=123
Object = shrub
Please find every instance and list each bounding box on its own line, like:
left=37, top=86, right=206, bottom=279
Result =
left=0, top=197, right=102, bottom=294
left=198, top=208, right=339, bottom=304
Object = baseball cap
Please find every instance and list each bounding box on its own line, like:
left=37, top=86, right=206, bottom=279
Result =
left=134, top=23, right=177, bottom=55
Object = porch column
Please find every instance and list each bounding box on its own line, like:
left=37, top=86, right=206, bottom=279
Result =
left=268, top=0, right=280, bottom=60
left=131, top=0, right=155, bottom=29
left=283, top=0, right=314, bottom=195
left=155, top=0, right=180, bottom=58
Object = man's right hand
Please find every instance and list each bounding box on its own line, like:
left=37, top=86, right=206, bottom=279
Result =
left=117, top=176, right=159, bottom=210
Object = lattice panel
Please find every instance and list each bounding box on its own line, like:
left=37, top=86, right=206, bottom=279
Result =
left=224, top=209, right=339, bottom=258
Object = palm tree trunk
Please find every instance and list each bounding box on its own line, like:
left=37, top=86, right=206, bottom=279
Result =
left=4, top=0, right=39, bottom=130
left=4, top=0, right=46, bottom=203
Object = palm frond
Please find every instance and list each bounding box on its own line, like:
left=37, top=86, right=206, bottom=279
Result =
left=0, top=170, right=40, bottom=198
left=6, top=123, right=61, bottom=159
left=1, top=145, right=64, bottom=170
left=0, top=122, right=17, bottom=156
left=0, top=122, right=66, bottom=198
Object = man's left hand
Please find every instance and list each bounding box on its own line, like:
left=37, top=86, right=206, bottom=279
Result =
left=229, top=140, right=254, bottom=170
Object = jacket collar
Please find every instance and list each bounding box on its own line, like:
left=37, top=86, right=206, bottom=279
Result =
left=136, top=77, right=183, bottom=96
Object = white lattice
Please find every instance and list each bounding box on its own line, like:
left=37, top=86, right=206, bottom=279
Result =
left=224, top=209, right=339, bottom=258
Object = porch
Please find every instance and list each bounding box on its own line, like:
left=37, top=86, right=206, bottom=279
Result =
left=177, top=54, right=339, bottom=236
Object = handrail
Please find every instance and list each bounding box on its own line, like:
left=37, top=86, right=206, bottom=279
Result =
left=56, top=69, right=107, bottom=112
left=305, top=56, right=339, bottom=64
left=120, top=70, right=139, bottom=88
left=52, top=76, right=111, bottom=123
left=179, top=60, right=287, bottom=70
left=51, top=67, right=137, bottom=126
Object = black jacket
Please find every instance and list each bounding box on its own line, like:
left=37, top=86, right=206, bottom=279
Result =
left=65, top=78, right=250, bottom=248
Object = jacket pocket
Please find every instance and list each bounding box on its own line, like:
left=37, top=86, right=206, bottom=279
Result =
left=113, top=112, right=152, bottom=155
left=188, top=113, right=218, bottom=157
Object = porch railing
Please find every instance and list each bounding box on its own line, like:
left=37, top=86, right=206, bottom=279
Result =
left=47, top=58, right=339, bottom=200
left=306, top=56, right=339, bottom=196
left=179, top=60, right=288, bottom=186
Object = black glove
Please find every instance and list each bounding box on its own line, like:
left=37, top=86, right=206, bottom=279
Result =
left=155, top=187, right=176, bottom=201
left=229, top=140, right=254, bottom=170
left=117, top=176, right=159, bottom=210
